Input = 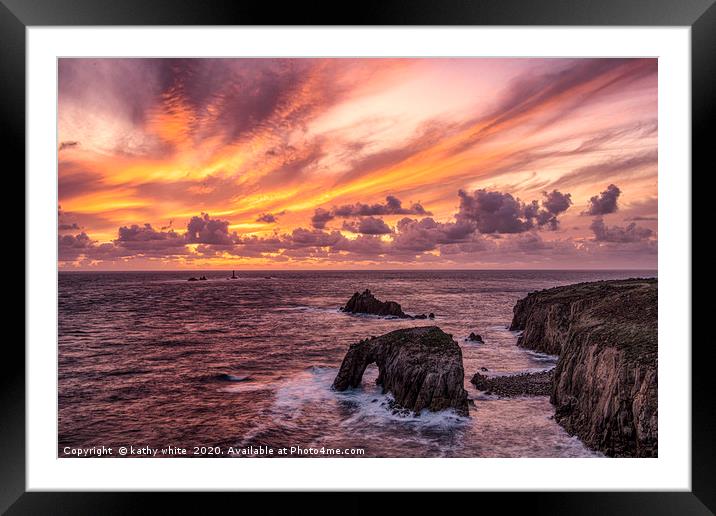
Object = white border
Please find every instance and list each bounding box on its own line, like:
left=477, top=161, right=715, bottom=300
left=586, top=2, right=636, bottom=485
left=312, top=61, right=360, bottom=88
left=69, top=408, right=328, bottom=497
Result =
left=27, top=27, right=691, bottom=491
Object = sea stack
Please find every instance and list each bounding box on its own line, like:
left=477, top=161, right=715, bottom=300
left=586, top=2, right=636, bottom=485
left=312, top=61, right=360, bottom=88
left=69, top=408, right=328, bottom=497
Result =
left=509, top=278, right=657, bottom=457
left=467, top=332, right=483, bottom=343
left=332, top=326, right=469, bottom=417
left=340, top=289, right=409, bottom=318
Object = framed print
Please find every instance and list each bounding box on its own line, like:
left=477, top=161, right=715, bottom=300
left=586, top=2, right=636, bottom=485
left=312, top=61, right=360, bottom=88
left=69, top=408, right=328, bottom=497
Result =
left=5, top=0, right=712, bottom=512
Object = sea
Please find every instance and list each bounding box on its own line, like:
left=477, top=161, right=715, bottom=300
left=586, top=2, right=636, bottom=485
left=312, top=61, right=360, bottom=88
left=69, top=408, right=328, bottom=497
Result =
left=58, top=269, right=656, bottom=458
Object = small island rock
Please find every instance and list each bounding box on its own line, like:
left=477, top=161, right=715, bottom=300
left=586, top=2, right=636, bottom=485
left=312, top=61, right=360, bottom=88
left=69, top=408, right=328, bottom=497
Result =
left=340, top=289, right=409, bottom=318
left=332, top=326, right=469, bottom=417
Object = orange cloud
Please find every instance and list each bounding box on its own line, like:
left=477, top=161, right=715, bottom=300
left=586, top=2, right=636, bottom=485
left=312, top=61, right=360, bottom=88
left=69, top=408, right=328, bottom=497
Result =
left=58, top=58, right=657, bottom=269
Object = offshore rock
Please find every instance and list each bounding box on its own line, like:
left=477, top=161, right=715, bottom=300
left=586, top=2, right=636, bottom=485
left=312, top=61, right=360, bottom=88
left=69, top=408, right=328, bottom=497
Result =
left=332, top=326, right=469, bottom=417
left=467, top=332, right=483, bottom=342
left=340, top=289, right=409, bottom=318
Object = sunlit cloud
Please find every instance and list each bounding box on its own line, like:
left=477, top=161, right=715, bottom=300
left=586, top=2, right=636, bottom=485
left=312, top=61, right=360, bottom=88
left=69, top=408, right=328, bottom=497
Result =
left=58, top=58, right=657, bottom=269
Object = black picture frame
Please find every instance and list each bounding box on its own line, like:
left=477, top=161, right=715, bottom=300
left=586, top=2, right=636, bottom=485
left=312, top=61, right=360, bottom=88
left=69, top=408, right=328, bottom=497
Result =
left=4, top=0, right=711, bottom=513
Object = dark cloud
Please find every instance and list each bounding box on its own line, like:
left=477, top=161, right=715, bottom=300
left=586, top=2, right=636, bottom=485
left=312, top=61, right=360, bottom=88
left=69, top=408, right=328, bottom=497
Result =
left=234, top=228, right=386, bottom=258
left=584, top=184, right=621, bottom=216
left=59, top=141, right=79, bottom=151
left=457, top=189, right=531, bottom=233
left=438, top=234, right=494, bottom=256
left=58, top=222, right=80, bottom=231
left=332, top=195, right=430, bottom=218
left=57, top=183, right=654, bottom=267
left=589, top=217, right=653, bottom=242
left=256, top=213, right=279, bottom=224
left=528, top=190, right=573, bottom=230
left=310, top=208, right=335, bottom=230
left=288, top=228, right=344, bottom=248
left=341, top=217, right=393, bottom=235
left=59, top=232, right=132, bottom=262
left=392, top=217, right=475, bottom=253
left=333, top=234, right=388, bottom=256
left=59, top=213, right=237, bottom=262
left=59, top=232, right=93, bottom=251
left=235, top=235, right=284, bottom=254
left=186, top=213, right=235, bottom=245
left=233, top=217, right=470, bottom=258
left=311, top=195, right=431, bottom=229
left=117, top=223, right=179, bottom=242
left=115, top=223, right=186, bottom=250
left=501, top=232, right=553, bottom=252
left=456, top=188, right=572, bottom=234
left=541, top=190, right=573, bottom=216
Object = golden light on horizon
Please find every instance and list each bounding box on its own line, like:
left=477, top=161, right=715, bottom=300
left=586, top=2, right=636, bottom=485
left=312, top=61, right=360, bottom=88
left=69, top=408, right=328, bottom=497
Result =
left=59, top=58, right=658, bottom=270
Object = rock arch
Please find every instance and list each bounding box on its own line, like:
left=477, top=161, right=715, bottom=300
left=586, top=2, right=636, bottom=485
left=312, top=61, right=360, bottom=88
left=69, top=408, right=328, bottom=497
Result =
left=332, top=326, right=469, bottom=416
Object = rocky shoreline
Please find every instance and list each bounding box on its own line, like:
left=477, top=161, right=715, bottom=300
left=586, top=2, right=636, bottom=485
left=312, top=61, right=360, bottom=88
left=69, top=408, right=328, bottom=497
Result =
left=471, top=369, right=553, bottom=397
left=509, top=278, right=658, bottom=457
left=331, top=278, right=657, bottom=457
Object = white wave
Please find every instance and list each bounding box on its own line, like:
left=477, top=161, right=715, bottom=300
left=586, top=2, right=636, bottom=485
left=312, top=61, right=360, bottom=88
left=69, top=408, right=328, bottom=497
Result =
left=526, top=350, right=559, bottom=362
left=338, top=390, right=470, bottom=430
left=219, top=383, right=271, bottom=393
left=268, top=366, right=469, bottom=430
left=272, top=306, right=340, bottom=314
left=221, top=374, right=252, bottom=382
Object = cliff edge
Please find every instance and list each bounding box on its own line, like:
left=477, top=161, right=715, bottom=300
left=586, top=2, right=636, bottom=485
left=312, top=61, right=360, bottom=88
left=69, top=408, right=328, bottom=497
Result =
left=509, top=278, right=657, bottom=457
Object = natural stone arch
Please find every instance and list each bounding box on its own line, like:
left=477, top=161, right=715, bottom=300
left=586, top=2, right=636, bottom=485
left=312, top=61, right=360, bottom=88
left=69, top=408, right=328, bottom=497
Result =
left=332, top=326, right=469, bottom=417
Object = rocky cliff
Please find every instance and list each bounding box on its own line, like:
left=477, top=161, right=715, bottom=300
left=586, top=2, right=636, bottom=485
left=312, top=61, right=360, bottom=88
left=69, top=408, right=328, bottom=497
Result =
left=509, top=278, right=658, bottom=457
left=332, top=326, right=469, bottom=416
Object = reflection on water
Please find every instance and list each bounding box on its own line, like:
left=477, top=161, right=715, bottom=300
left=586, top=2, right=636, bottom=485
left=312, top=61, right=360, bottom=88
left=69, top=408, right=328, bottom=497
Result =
left=59, top=269, right=654, bottom=457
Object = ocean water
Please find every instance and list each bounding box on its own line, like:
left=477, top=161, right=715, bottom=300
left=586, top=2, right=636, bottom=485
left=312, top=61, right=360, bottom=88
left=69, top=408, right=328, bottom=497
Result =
left=58, top=269, right=656, bottom=458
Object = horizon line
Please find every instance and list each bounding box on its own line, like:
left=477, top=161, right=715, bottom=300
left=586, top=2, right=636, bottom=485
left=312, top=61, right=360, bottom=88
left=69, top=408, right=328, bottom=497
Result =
left=58, top=267, right=659, bottom=273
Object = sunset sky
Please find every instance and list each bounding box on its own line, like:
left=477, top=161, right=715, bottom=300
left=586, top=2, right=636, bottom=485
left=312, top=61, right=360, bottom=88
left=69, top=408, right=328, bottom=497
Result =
left=58, top=58, right=657, bottom=270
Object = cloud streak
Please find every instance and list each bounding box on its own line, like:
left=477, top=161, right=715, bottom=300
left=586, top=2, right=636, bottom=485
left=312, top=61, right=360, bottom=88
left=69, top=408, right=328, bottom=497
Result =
left=57, top=58, right=658, bottom=269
